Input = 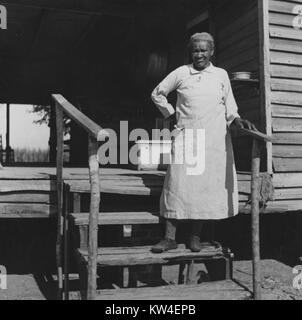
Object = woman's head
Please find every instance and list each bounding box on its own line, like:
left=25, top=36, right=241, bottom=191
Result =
left=188, top=32, right=214, bottom=71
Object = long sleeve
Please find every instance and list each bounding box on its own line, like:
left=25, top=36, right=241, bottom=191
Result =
left=223, top=71, right=240, bottom=127
left=151, top=69, right=179, bottom=119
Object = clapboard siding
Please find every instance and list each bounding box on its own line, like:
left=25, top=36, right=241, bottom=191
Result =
left=270, top=38, right=302, bottom=53
left=273, top=158, right=302, bottom=172
left=214, top=0, right=260, bottom=171
left=273, top=118, right=302, bottom=131
left=273, top=145, right=302, bottom=157
left=271, top=79, right=302, bottom=92
left=273, top=132, right=302, bottom=144
left=272, top=105, right=302, bottom=118
left=269, top=0, right=302, bottom=174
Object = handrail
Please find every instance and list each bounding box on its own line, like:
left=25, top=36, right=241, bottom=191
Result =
left=53, top=94, right=105, bottom=300
left=238, top=128, right=274, bottom=143
left=52, top=94, right=109, bottom=141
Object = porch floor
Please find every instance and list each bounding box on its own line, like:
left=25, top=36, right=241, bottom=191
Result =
left=0, top=166, right=297, bottom=217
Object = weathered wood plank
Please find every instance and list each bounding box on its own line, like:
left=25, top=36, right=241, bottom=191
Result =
left=0, top=167, right=166, bottom=180
left=271, top=79, right=302, bottom=92
left=70, top=211, right=161, bottom=226
left=269, top=0, right=302, bottom=15
left=67, top=178, right=253, bottom=196
left=270, top=51, right=302, bottom=66
left=77, top=245, right=226, bottom=267
left=68, top=180, right=163, bottom=195
left=273, top=157, right=302, bottom=172
left=269, top=11, right=298, bottom=27
left=0, top=180, right=56, bottom=192
left=270, top=25, right=302, bottom=41
left=274, top=173, right=302, bottom=187
left=259, top=0, right=273, bottom=174
left=271, top=64, right=302, bottom=79
left=271, top=91, right=302, bottom=106
left=96, top=281, right=250, bottom=300
left=272, top=105, right=302, bottom=118
left=274, top=188, right=302, bottom=200
left=0, top=192, right=53, bottom=203
left=273, top=118, right=302, bottom=132
left=273, top=145, right=302, bottom=158
left=270, top=38, right=302, bottom=54
left=0, top=203, right=56, bottom=216
left=273, top=132, right=302, bottom=144
left=239, top=200, right=302, bottom=213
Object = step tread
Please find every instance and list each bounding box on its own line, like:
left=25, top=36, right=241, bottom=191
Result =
left=70, top=211, right=161, bottom=225
left=95, top=280, right=249, bottom=300
left=76, top=244, right=229, bottom=267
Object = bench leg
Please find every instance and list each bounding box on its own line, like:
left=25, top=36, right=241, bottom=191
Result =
left=186, top=260, right=194, bottom=285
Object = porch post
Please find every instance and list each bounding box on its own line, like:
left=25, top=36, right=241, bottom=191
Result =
left=5, top=103, right=11, bottom=164
left=251, top=138, right=262, bottom=300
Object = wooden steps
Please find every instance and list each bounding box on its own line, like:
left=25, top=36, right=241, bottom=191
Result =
left=70, top=211, right=162, bottom=226
left=95, top=280, right=250, bottom=300
left=76, top=244, right=229, bottom=267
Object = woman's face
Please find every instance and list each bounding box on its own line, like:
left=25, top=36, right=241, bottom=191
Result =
left=191, top=40, right=214, bottom=71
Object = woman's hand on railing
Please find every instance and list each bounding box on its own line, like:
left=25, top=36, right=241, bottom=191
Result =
left=231, top=117, right=273, bottom=143
left=233, top=117, right=258, bottom=131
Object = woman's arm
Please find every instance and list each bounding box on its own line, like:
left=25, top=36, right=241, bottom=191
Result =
left=151, top=69, right=180, bottom=119
left=223, top=71, right=257, bottom=130
left=223, top=71, right=240, bottom=127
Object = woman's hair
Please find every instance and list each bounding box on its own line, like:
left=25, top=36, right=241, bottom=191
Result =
left=187, top=32, right=215, bottom=52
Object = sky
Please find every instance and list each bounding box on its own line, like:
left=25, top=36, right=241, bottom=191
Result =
left=0, top=104, right=50, bottom=150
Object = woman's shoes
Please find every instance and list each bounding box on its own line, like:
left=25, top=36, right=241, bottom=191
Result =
left=151, top=237, right=222, bottom=254
left=151, top=238, right=178, bottom=253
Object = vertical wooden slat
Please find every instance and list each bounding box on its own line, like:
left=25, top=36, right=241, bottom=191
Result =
left=63, top=183, right=70, bottom=300
left=49, top=103, right=57, bottom=165
left=73, top=192, right=81, bottom=213
left=251, top=138, right=261, bottom=300
left=5, top=103, right=10, bottom=165
left=87, top=135, right=100, bottom=300
left=55, top=103, right=64, bottom=300
left=258, top=0, right=272, bottom=173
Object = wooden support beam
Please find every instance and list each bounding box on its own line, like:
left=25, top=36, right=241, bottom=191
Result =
left=55, top=102, right=64, bottom=300
left=87, top=135, right=100, bottom=300
left=63, top=183, right=70, bottom=300
left=251, top=138, right=262, bottom=301
left=49, top=103, right=57, bottom=165
left=1, top=1, right=162, bottom=19
left=258, top=0, right=272, bottom=173
left=5, top=103, right=11, bottom=165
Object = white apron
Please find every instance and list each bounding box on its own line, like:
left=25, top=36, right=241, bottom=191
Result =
left=152, top=64, right=240, bottom=221
left=160, top=116, right=238, bottom=220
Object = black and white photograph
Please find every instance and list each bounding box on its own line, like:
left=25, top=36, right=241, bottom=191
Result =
left=0, top=0, right=302, bottom=303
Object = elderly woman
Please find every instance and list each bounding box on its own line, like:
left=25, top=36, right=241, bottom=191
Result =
left=151, top=33, right=255, bottom=253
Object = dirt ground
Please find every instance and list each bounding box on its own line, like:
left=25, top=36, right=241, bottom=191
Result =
left=0, top=259, right=301, bottom=300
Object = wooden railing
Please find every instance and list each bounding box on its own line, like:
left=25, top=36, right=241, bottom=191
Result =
left=52, top=94, right=109, bottom=300
left=52, top=94, right=273, bottom=301
left=238, top=127, right=274, bottom=300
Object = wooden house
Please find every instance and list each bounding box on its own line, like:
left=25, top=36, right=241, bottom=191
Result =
left=0, top=0, right=301, bottom=300
left=1, top=0, right=301, bottom=212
